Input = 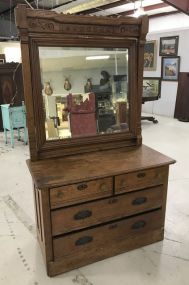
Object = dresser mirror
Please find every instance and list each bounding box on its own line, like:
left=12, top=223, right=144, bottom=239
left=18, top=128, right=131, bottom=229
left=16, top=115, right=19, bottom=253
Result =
left=15, top=5, right=148, bottom=160
left=39, top=46, right=129, bottom=140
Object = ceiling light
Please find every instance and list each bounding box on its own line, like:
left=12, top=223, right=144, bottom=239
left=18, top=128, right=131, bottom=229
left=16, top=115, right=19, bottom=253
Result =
left=86, top=55, right=110, bottom=60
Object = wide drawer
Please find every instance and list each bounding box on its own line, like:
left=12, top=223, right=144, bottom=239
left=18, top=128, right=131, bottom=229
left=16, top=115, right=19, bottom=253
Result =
left=51, top=185, right=163, bottom=236
left=53, top=209, right=162, bottom=259
left=115, top=166, right=167, bottom=194
left=50, top=177, right=113, bottom=209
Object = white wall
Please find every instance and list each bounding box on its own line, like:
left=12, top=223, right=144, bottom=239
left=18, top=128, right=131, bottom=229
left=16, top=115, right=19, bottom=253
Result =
left=143, top=13, right=189, bottom=117
left=0, top=42, right=21, bottom=62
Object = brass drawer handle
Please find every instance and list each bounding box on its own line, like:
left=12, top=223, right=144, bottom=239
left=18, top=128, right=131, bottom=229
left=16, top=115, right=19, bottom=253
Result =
left=132, top=197, right=147, bottom=205
left=137, top=172, right=146, bottom=178
left=74, top=210, right=92, bottom=220
left=132, top=220, right=146, bottom=229
left=77, top=183, right=88, bottom=191
left=108, top=198, right=118, bottom=204
left=75, top=236, right=93, bottom=246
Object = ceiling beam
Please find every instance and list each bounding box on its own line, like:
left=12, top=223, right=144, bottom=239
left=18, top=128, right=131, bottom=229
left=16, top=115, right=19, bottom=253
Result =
left=163, top=0, right=189, bottom=15
left=114, top=3, right=170, bottom=16
left=77, top=0, right=132, bottom=15
left=149, top=10, right=180, bottom=18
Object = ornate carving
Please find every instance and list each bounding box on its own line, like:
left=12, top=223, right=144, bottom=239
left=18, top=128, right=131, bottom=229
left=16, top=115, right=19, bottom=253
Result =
left=28, top=19, right=54, bottom=31
left=61, top=23, right=139, bottom=37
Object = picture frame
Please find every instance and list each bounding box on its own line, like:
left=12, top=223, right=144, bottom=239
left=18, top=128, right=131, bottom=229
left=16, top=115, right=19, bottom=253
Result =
left=144, top=40, right=157, bottom=71
left=161, top=56, right=180, bottom=81
left=0, top=54, right=6, bottom=64
left=143, top=77, right=161, bottom=100
left=159, top=36, right=179, bottom=56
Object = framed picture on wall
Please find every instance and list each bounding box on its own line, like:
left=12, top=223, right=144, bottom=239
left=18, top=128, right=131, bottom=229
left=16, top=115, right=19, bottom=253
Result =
left=144, top=40, right=157, bottom=71
left=161, top=56, right=180, bottom=81
left=0, top=54, right=6, bottom=64
left=143, top=77, right=161, bottom=99
left=159, top=36, right=179, bottom=56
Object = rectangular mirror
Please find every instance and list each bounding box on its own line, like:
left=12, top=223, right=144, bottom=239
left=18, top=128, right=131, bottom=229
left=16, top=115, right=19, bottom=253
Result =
left=39, top=47, right=129, bottom=141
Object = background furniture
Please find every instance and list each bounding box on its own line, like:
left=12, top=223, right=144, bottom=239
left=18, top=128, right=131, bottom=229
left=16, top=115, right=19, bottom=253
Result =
left=16, top=5, right=175, bottom=277
left=0, top=62, right=24, bottom=130
left=141, top=96, right=159, bottom=124
left=174, top=72, right=189, bottom=122
left=1, top=104, right=28, bottom=147
left=67, top=93, right=97, bottom=137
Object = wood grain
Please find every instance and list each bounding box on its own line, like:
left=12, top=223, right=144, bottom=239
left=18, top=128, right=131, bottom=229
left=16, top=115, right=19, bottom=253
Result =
left=50, top=177, right=113, bottom=209
left=53, top=209, right=162, bottom=259
left=51, top=186, right=163, bottom=235
left=27, top=145, right=175, bottom=188
left=48, top=227, right=163, bottom=276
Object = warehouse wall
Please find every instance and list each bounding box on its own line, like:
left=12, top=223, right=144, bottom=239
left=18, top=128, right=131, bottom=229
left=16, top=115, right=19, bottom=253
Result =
left=142, top=13, right=189, bottom=117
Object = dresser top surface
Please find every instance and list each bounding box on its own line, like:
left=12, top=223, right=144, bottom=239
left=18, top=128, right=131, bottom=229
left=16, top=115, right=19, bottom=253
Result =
left=27, top=144, right=175, bottom=188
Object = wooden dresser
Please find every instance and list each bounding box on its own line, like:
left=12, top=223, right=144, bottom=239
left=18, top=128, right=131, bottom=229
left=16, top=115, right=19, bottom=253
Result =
left=27, top=145, right=174, bottom=276
left=15, top=5, right=175, bottom=277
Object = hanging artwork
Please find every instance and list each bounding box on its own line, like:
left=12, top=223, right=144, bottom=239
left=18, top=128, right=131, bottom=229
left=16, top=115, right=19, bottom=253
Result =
left=159, top=36, right=179, bottom=56
left=143, top=77, right=161, bottom=99
left=161, top=56, right=180, bottom=81
left=64, top=76, right=72, bottom=91
left=44, top=81, right=53, bottom=95
left=84, top=78, right=93, bottom=93
left=144, top=40, right=157, bottom=71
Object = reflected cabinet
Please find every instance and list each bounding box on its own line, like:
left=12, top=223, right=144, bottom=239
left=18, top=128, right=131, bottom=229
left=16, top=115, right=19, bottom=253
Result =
left=15, top=5, right=175, bottom=277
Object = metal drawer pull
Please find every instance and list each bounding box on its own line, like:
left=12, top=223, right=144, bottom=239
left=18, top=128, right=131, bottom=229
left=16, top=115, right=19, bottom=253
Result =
left=132, top=197, right=147, bottom=205
left=77, top=184, right=88, bottom=191
left=74, top=210, right=92, bottom=220
left=132, top=220, right=146, bottom=229
left=108, top=198, right=118, bottom=204
left=75, top=236, right=93, bottom=246
left=137, top=172, right=146, bottom=178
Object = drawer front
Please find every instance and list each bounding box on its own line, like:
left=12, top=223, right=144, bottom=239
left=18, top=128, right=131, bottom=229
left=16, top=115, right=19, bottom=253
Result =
left=51, top=185, right=163, bottom=236
left=53, top=209, right=162, bottom=259
left=115, top=166, right=167, bottom=194
left=50, top=177, right=113, bottom=209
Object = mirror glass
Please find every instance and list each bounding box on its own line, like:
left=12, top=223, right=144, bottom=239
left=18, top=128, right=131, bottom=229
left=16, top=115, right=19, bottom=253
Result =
left=39, top=47, right=129, bottom=140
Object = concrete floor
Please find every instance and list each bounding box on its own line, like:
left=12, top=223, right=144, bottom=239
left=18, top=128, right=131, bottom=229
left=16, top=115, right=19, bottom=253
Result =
left=0, top=114, right=189, bottom=285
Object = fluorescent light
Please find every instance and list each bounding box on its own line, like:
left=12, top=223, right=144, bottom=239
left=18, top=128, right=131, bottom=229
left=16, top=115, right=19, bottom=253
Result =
left=86, top=55, right=110, bottom=60
left=4, top=47, right=21, bottom=62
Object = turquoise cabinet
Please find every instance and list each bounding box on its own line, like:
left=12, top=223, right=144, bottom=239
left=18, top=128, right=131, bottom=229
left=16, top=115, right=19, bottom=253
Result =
left=1, top=104, right=28, bottom=147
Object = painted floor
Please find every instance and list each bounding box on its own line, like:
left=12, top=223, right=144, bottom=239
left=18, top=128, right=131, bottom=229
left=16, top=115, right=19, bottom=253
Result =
left=0, top=114, right=189, bottom=285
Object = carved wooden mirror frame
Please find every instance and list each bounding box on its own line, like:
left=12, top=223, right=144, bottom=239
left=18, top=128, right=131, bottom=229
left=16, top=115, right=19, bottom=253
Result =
left=15, top=5, right=148, bottom=161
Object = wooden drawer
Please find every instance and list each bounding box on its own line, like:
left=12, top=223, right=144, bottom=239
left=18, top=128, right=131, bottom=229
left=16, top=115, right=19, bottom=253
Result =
left=53, top=209, right=162, bottom=259
left=50, top=177, right=113, bottom=209
left=115, top=166, right=167, bottom=194
left=51, top=185, right=163, bottom=236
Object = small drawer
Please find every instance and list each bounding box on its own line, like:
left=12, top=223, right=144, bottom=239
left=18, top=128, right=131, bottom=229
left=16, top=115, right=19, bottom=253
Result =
left=53, top=209, right=162, bottom=259
left=50, top=177, right=113, bottom=209
left=115, top=166, right=167, bottom=194
left=51, top=185, right=163, bottom=236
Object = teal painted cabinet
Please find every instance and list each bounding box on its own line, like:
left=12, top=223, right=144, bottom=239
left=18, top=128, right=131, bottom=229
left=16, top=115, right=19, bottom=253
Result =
left=1, top=104, right=28, bottom=147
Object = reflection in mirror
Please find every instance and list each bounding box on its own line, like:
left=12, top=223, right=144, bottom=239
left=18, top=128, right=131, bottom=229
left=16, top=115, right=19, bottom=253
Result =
left=39, top=47, right=129, bottom=140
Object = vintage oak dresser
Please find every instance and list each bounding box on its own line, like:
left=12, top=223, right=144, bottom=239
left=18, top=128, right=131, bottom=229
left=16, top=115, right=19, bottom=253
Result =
left=15, top=5, right=175, bottom=276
